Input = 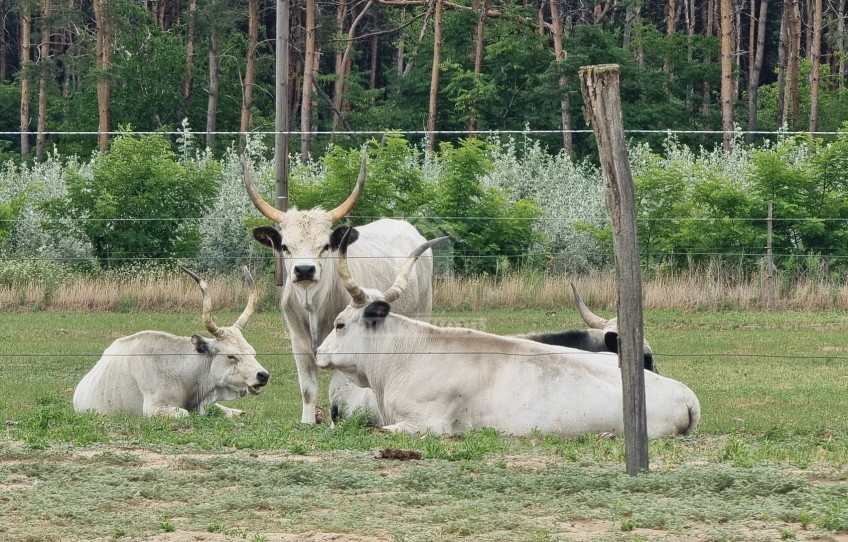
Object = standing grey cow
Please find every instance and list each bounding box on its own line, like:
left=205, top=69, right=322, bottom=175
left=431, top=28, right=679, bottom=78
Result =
left=73, top=267, right=269, bottom=418
left=244, top=151, right=436, bottom=424
left=316, top=252, right=701, bottom=438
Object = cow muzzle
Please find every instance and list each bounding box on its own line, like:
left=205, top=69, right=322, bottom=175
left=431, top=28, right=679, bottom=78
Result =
left=248, top=371, right=270, bottom=394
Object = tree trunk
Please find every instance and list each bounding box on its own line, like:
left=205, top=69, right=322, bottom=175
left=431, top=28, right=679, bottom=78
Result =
left=240, top=0, right=259, bottom=151
left=36, top=0, right=52, bottom=161
left=663, top=0, right=677, bottom=75
left=0, top=0, right=8, bottom=82
left=300, top=0, right=317, bottom=161
left=20, top=4, right=32, bottom=157
left=183, top=0, right=196, bottom=116
left=426, top=0, right=442, bottom=153
left=840, top=0, right=847, bottom=86
left=206, top=32, right=219, bottom=150
left=702, top=0, right=714, bottom=128
left=785, top=0, right=801, bottom=129
left=330, top=0, right=348, bottom=140
left=549, top=0, right=571, bottom=153
left=809, top=0, right=822, bottom=131
left=776, top=0, right=788, bottom=126
left=467, top=0, right=487, bottom=135
left=746, top=0, right=768, bottom=141
left=332, top=0, right=374, bottom=139
left=94, top=0, right=112, bottom=153
left=369, top=33, right=378, bottom=89
left=720, top=0, right=733, bottom=150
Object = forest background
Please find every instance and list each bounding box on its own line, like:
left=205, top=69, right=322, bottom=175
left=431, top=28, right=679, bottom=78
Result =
left=1, top=0, right=848, bottom=292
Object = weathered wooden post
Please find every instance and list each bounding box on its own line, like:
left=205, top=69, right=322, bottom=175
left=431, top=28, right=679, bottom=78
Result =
left=274, top=0, right=290, bottom=287
left=578, top=64, right=649, bottom=475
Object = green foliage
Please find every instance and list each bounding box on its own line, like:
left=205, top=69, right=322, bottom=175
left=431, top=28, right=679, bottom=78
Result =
left=42, top=133, right=221, bottom=267
left=419, top=139, right=542, bottom=275
left=0, top=193, right=25, bottom=248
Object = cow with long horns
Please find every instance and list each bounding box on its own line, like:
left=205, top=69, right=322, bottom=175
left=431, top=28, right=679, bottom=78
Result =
left=316, top=247, right=700, bottom=438
left=73, top=267, right=269, bottom=418
left=245, top=148, right=436, bottom=424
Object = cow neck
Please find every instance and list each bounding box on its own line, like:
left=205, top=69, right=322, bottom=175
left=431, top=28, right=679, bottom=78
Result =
left=286, top=279, right=347, bottom=353
left=188, top=353, right=217, bottom=412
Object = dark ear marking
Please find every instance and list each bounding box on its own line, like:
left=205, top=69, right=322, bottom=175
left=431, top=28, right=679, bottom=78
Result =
left=191, top=335, right=210, bottom=354
left=252, top=226, right=283, bottom=251
left=363, top=300, right=391, bottom=327
left=329, top=226, right=360, bottom=251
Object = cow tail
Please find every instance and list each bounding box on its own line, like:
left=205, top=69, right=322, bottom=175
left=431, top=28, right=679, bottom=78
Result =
left=683, top=395, right=702, bottom=435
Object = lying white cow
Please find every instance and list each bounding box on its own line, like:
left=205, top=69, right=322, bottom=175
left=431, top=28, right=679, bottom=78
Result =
left=316, top=249, right=701, bottom=437
left=73, top=267, right=270, bottom=418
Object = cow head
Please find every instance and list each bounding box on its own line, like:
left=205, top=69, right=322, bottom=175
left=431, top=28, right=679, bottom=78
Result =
left=315, top=235, right=446, bottom=380
left=245, top=150, right=366, bottom=293
left=182, top=266, right=270, bottom=400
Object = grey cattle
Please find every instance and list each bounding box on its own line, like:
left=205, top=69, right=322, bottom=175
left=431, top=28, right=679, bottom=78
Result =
left=73, top=267, right=269, bottom=418
left=244, top=151, right=435, bottom=424
left=316, top=255, right=700, bottom=437
left=568, top=283, right=657, bottom=373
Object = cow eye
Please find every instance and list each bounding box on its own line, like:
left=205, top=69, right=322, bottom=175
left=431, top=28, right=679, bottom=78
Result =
left=280, top=244, right=290, bottom=254
left=227, top=355, right=237, bottom=361
left=320, top=244, right=330, bottom=255
left=335, top=322, right=345, bottom=330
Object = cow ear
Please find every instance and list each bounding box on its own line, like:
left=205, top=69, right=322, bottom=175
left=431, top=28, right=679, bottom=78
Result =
left=252, top=226, right=283, bottom=251
left=363, top=300, right=391, bottom=328
left=603, top=331, right=620, bottom=354
left=192, top=334, right=212, bottom=354
left=329, top=226, right=360, bottom=251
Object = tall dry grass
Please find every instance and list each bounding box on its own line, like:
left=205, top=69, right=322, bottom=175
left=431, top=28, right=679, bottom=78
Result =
left=2, top=270, right=847, bottom=313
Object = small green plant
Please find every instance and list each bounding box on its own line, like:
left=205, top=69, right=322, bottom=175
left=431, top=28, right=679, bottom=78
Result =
left=158, top=520, right=175, bottom=532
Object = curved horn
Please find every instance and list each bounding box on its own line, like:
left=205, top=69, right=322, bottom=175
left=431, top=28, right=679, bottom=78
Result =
left=242, top=158, right=285, bottom=223
left=233, top=265, right=258, bottom=331
left=570, top=282, right=612, bottom=330
left=336, top=228, right=370, bottom=307
left=182, top=267, right=223, bottom=337
left=328, top=146, right=367, bottom=221
left=382, top=236, right=449, bottom=303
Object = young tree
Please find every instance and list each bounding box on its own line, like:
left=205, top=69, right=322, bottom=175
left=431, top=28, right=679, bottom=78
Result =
left=94, top=0, right=114, bottom=153
left=746, top=0, right=767, bottom=140
left=300, top=0, right=317, bottom=161
left=809, top=0, right=822, bottom=132
left=36, top=0, right=52, bottom=161
left=183, top=0, right=196, bottom=116
left=720, top=0, right=733, bottom=150
left=549, top=0, right=571, bottom=154
left=426, top=0, right=442, bottom=152
left=239, top=0, right=258, bottom=152
left=20, top=2, right=32, bottom=157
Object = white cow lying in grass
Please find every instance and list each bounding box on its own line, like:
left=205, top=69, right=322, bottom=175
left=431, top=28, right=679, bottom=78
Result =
left=73, top=267, right=269, bottom=418
left=316, top=245, right=701, bottom=437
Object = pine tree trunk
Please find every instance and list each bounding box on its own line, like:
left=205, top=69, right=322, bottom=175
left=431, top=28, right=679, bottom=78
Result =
left=0, top=0, right=8, bottom=82
left=240, top=0, right=259, bottom=151
left=746, top=0, right=768, bottom=140
left=426, top=0, right=442, bottom=153
left=20, top=5, right=32, bottom=157
left=549, top=0, right=571, bottom=153
left=300, top=0, right=317, bottom=162
left=94, top=0, right=112, bottom=153
left=206, top=32, right=219, bottom=150
left=776, top=1, right=788, bottom=127
left=183, top=0, right=196, bottom=116
left=720, top=0, right=734, bottom=150
left=36, top=0, right=52, bottom=161
left=330, top=0, right=348, bottom=140
left=809, top=0, right=822, bottom=131
left=467, top=0, right=487, bottom=135
left=785, top=0, right=801, bottom=129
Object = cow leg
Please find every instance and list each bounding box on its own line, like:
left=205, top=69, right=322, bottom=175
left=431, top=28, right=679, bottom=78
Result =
left=293, top=350, right=319, bottom=424
left=381, top=421, right=422, bottom=434
left=143, top=399, right=189, bottom=418
left=211, top=403, right=244, bottom=418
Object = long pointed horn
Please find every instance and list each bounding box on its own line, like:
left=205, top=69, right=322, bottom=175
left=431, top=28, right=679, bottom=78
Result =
left=570, top=282, right=611, bottom=330
left=182, top=267, right=223, bottom=337
left=328, top=146, right=367, bottom=221
left=336, top=227, right=369, bottom=307
left=382, top=236, right=449, bottom=303
left=233, top=265, right=257, bottom=331
left=242, top=158, right=285, bottom=222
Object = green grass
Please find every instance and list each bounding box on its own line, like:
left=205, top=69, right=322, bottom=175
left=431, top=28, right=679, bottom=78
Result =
left=2, top=308, right=848, bottom=540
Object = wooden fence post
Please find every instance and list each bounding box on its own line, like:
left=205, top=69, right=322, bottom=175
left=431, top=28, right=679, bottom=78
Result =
left=578, top=64, right=649, bottom=475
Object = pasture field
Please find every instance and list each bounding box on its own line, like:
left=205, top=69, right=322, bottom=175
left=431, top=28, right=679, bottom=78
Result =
left=1, top=307, right=848, bottom=541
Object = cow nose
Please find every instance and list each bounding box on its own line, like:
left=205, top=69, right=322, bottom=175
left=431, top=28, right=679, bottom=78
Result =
left=294, top=264, right=316, bottom=280
left=256, top=371, right=269, bottom=385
